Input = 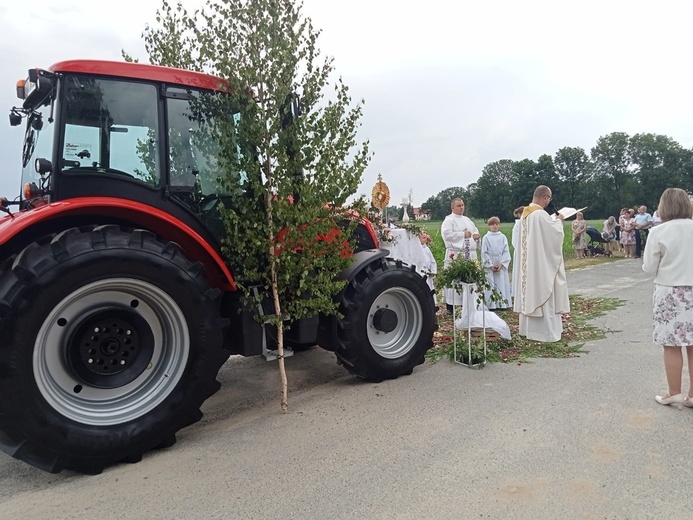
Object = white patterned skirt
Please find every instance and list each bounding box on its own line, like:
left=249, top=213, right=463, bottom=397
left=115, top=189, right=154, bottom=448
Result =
left=652, top=284, right=693, bottom=346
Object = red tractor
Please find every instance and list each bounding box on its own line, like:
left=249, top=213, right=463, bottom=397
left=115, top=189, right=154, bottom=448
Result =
left=0, top=60, right=437, bottom=474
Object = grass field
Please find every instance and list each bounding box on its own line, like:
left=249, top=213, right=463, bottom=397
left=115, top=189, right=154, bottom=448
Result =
left=411, top=218, right=615, bottom=270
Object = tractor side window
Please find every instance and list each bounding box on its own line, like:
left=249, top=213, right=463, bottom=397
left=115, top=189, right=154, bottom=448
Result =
left=167, top=89, right=249, bottom=237
left=62, top=77, right=160, bottom=185
left=167, top=91, right=226, bottom=198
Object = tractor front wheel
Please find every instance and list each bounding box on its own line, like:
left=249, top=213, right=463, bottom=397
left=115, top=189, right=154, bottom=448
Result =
left=333, top=257, right=436, bottom=382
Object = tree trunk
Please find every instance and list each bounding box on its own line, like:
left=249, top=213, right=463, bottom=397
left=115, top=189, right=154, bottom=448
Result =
left=272, top=287, right=289, bottom=412
left=267, top=191, right=288, bottom=412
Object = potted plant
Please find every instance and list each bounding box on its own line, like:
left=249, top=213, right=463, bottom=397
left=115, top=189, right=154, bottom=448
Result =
left=435, top=254, right=504, bottom=308
left=436, top=255, right=506, bottom=368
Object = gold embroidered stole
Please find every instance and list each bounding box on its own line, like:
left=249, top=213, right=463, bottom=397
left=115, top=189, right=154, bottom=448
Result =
left=519, top=204, right=544, bottom=311
left=521, top=205, right=543, bottom=219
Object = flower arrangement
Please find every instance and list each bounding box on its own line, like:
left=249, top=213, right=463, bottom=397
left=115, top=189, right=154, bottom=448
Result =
left=398, top=222, right=425, bottom=237
left=435, top=254, right=505, bottom=308
left=372, top=221, right=425, bottom=246
left=374, top=225, right=396, bottom=244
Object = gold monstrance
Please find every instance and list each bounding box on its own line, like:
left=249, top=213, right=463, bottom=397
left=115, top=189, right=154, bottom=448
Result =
left=371, top=173, right=390, bottom=210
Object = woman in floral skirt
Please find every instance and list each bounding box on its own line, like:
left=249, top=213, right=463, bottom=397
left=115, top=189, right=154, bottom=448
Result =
left=642, top=188, right=693, bottom=408
left=571, top=212, right=587, bottom=258
left=620, top=209, right=636, bottom=257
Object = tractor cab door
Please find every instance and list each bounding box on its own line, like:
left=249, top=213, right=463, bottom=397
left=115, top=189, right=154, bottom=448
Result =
left=164, top=87, right=241, bottom=239
left=55, top=75, right=164, bottom=201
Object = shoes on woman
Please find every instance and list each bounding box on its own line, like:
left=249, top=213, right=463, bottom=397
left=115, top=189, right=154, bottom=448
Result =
left=684, top=396, right=693, bottom=408
left=655, top=393, right=684, bottom=408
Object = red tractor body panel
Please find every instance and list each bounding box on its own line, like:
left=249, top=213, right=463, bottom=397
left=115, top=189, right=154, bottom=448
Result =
left=49, top=60, right=228, bottom=90
left=0, top=197, right=236, bottom=291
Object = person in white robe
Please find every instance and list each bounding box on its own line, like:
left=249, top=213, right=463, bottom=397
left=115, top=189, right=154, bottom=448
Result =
left=441, top=198, right=480, bottom=311
left=510, top=206, right=524, bottom=301
left=418, top=231, right=438, bottom=306
left=481, top=217, right=512, bottom=309
left=513, top=186, right=570, bottom=342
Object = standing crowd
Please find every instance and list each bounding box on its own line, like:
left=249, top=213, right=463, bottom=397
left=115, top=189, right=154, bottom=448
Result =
left=567, top=205, right=658, bottom=259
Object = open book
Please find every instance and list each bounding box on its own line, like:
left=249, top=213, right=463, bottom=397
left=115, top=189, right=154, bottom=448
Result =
left=554, top=206, right=587, bottom=220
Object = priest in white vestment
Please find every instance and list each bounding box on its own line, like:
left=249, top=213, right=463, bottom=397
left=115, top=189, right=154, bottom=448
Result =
left=513, top=186, right=570, bottom=342
left=441, top=198, right=480, bottom=310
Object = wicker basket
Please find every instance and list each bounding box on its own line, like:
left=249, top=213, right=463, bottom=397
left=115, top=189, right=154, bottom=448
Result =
left=458, top=328, right=501, bottom=341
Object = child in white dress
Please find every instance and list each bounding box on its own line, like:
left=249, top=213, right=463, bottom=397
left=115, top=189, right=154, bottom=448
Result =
left=418, top=231, right=438, bottom=307
left=481, top=217, right=512, bottom=310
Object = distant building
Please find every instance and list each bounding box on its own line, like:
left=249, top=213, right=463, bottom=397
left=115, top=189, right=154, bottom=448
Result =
left=413, top=207, right=431, bottom=221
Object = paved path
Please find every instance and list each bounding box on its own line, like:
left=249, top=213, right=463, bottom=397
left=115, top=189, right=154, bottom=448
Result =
left=1, top=260, right=692, bottom=519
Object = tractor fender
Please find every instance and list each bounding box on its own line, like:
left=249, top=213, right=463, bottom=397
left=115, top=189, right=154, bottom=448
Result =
left=335, top=248, right=389, bottom=283
left=0, top=197, right=236, bottom=290
left=317, top=248, right=388, bottom=351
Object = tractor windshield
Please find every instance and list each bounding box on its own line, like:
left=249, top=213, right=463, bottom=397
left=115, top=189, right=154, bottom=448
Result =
left=15, top=67, right=244, bottom=228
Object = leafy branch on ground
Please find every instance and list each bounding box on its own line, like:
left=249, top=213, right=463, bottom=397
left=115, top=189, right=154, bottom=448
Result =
left=427, top=295, right=624, bottom=364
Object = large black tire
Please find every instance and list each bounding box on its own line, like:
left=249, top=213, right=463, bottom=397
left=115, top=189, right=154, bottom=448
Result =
left=333, top=258, right=436, bottom=382
left=0, top=225, right=229, bottom=474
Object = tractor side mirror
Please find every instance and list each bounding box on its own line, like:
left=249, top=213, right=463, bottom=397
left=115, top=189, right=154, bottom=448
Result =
left=9, top=110, right=22, bottom=126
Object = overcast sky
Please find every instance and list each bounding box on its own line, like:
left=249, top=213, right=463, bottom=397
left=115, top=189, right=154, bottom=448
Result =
left=2, top=0, right=692, bottom=208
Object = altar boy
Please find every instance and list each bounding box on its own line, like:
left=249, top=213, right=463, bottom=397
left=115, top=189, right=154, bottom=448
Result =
left=481, top=217, right=512, bottom=310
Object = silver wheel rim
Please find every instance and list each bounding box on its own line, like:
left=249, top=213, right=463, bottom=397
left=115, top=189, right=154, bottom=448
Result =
left=367, top=287, right=422, bottom=359
left=33, top=278, right=189, bottom=426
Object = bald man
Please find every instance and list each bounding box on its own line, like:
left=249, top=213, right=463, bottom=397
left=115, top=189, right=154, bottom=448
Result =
left=513, top=185, right=570, bottom=342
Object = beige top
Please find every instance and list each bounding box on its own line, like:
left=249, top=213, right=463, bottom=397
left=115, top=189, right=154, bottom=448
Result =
left=642, top=218, right=693, bottom=286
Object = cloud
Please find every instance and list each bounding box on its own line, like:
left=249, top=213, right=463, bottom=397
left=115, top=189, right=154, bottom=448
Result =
left=3, top=0, right=693, bottom=206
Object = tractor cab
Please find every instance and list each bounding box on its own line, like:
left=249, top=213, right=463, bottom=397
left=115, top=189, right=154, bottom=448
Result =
left=6, top=61, right=240, bottom=242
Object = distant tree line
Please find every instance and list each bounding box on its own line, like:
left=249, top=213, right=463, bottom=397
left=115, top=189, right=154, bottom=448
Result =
left=420, top=131, right=693, bottom=221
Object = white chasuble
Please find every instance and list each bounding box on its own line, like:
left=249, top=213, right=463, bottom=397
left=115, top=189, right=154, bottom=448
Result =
left=513, top=204, right=570, bottom=342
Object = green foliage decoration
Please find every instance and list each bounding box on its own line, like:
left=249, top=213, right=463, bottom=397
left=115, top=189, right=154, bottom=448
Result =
left=132, top=0, right=371, bottom=410
left=435, top=255, right=504, bottom=308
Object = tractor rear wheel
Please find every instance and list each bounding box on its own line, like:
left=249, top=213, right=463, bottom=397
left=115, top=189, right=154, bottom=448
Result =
left=0, top=226, right=228, bottom=474
left=333, top=257, right=436, bottom=382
